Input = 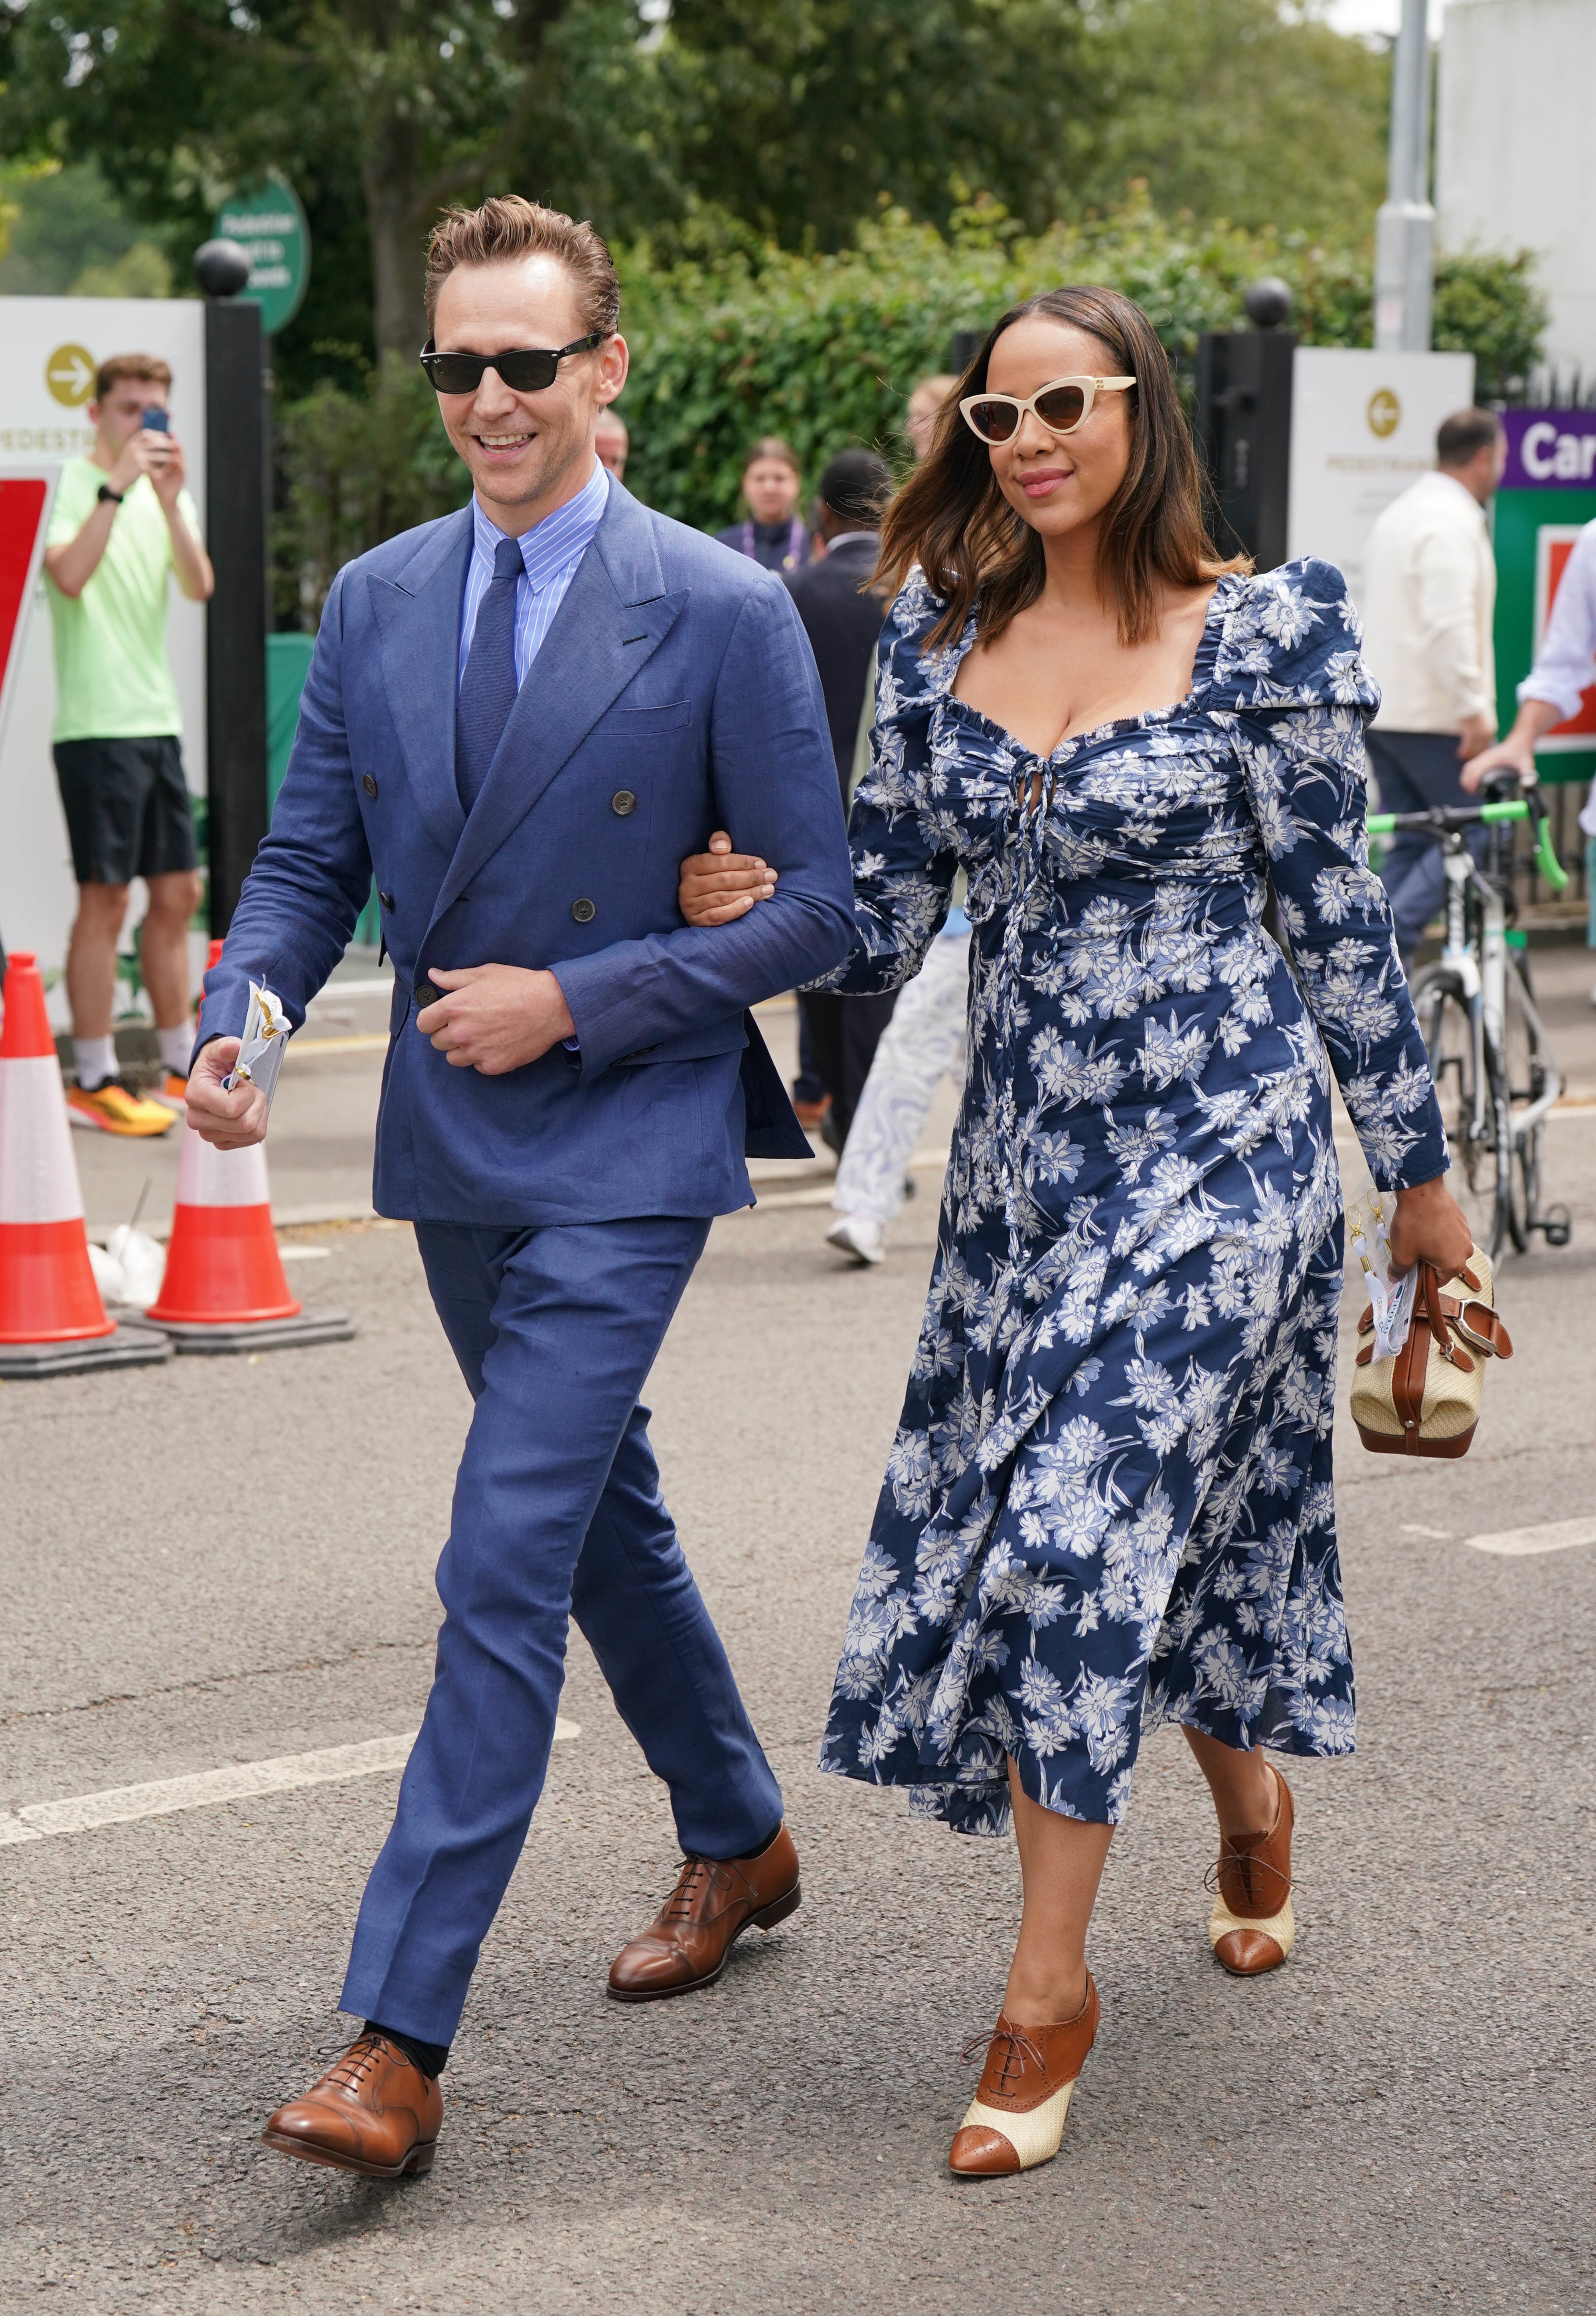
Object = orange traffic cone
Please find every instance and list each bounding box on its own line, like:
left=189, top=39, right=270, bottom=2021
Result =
left=0, top=952, right=170, bottom=1375
left=144, top=945, right=353, bottom=1354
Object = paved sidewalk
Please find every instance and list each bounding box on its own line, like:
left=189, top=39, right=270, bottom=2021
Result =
left=5, top=1065, right=1595, bottom=2310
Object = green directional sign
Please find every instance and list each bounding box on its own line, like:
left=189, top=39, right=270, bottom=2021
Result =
left=212, top=178, right=310, bottom=336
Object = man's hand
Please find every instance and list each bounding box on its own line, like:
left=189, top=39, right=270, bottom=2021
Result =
left=678, top=830, right=777, bottom=927
left=1389, top=1173, right=1475, bottom=1277
left=1456, top=712, right=1497, bottom=767
left=1460, top=731, right=1538, bottom=795
left=185, top=1037, right=269, bottom=1149
left=105, top=427, right=166, bottom=499
left=416, top=964, right=575, bottom=1073
left=1461, top=698, right=1560, bottom=795
left=147, top=427, right=189, bottom=509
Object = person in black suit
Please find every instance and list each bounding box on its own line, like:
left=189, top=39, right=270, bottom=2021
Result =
left=784, top=449, right=896, bottom=1151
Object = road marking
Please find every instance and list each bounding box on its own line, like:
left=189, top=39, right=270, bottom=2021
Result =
left=1464, top=1516, right=1596, bottom=1558
left=1401, top=1522, right=1452, bottom=1539
left=0, top=1720, right=580, bottom=1847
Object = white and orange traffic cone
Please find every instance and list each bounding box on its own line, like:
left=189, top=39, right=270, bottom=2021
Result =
left=143, top=945, right=353, bottom=1355
left=0, top=951, right=170, bottom=1376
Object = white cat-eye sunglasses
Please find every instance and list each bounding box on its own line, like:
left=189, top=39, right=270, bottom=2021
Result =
left=958, top=375, right=1137, bottom=444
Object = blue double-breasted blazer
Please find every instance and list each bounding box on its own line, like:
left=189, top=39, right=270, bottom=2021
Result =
left=201, top=478, right=857, bottom=1225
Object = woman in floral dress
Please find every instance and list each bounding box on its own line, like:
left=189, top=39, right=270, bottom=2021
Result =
left=680, top=286, right=1472, bottom=2177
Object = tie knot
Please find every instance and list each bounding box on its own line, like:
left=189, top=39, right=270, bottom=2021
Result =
left=492, top=534, right=523, bottom=584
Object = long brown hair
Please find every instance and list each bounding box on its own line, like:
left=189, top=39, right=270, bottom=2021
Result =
left=878, top=286, right=1243, bottom=650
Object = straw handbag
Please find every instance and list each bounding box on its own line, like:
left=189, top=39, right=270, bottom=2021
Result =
left=1350, top=1244, right=1513, bottom=1459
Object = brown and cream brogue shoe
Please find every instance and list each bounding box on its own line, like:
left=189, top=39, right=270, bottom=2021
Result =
left=1208, top=1762, right=1295, bottom=1975
left=262, top=2032, right=442, bottom=2179
left=607, top=1824, right=801, bottom=2002
left=949, top=1974, right=1100, bottom=2177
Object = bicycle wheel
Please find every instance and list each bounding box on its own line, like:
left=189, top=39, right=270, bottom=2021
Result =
left=1501, top=957, right=1548, bottom=1251
left=1411, top=965, right=1504, bottom=1256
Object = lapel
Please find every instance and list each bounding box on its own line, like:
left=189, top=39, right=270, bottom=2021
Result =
left=367, top=508, right=473, bottom=858
left=429, top=480, right=685, bottom=925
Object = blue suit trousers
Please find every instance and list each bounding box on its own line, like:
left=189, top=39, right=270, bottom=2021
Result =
left=340, top=1215, right=784, bottom=2044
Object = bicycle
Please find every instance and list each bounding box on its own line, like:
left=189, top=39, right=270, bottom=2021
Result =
left=1367, top=783, right=1573, bottom=1261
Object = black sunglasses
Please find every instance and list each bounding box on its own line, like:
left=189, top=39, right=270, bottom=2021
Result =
left=417, top=332, right=606, bottom=396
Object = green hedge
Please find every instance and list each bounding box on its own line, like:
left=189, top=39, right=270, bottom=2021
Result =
left=274, top=198, right=1549, bottom=616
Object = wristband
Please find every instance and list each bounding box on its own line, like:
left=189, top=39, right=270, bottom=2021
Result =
left=97, top=485, right=124, bottom=505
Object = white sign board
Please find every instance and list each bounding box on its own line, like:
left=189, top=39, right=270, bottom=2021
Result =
left=1287, top=347, right=1476, bottom=609
left=0, top=298, right=207, bottom=1005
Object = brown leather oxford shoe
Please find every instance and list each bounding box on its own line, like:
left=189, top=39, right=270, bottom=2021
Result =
left=608, top=1824, right=801, bottom=2001
left=262, top=2032, right=442, bottom=2179
left=1207, top=1763, right=1296, bottom=1975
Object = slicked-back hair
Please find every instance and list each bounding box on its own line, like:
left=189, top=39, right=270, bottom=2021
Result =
left=1436, top=407, right=1503, bottom=469
left=877, top=285, right=1242, bottom=651
left=424, top=196, right=621, bottom=338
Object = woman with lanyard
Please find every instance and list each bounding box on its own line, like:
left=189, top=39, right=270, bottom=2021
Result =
left=716, top=436, right=810, bottom=572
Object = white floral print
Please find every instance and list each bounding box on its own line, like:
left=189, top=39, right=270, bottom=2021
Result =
left=816, top=559, right=1447, bottom=1833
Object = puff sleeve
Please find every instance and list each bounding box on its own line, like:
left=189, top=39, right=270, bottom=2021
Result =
left=808, top=577, right=962, bottom=995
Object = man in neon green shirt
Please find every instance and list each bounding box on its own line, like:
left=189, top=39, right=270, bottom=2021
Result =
left=44, top=351, right=215, bottom=1135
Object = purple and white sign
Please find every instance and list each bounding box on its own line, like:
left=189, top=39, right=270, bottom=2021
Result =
left=1502, top=408, right=1596, bottom=490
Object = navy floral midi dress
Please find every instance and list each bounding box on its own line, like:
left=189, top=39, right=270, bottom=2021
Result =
left=818, top=558, right=1448, bottom=1835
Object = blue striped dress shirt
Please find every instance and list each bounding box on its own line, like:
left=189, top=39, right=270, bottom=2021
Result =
left=457, top=460, right=610, bottom=693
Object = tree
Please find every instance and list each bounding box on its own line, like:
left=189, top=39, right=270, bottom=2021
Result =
left=2, top=0, right=1406, bottom=370
left=1077, top=0, right=1391, bottom=240
left=0, top=0, right=668, bottom=356
left=656, top=0, right=1098, bottom=249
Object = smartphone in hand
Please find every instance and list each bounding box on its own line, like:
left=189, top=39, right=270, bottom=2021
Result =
left=141, top=407, right=171, bottom=434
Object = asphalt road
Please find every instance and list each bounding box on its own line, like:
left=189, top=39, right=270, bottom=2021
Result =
left=6, top=951, right=1596, bottom=2315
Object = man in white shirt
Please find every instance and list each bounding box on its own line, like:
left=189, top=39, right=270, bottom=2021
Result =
left=1464, top=514, right=1596, bottom=1002
left=1359, top=408, right=1506, bottom=966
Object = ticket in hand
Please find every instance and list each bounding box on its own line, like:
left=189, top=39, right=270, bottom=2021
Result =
left=1345, top=1183, right=1416, bottom=1360
left=223, top=981, right=292, bottom=1110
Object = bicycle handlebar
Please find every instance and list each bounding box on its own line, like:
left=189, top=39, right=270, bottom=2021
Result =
left=1365, top=795, right=1570, bottom=894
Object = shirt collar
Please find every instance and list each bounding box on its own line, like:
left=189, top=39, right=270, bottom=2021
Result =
left=1427, top=469, right=1488, bottom=520
left=471, top=460, right=610, bottom=592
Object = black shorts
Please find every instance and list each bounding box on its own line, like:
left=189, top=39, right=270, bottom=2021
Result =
left=54, top=736, right=199, bottom=888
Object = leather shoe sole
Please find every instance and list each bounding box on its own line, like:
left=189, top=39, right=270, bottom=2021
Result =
left=261, top=2127, right=437, bottom=2180
left=606, top=1881, right=801, bottom=2003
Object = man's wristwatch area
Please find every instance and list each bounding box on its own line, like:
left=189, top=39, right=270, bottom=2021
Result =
left=97, top=484, right=124, bottom=505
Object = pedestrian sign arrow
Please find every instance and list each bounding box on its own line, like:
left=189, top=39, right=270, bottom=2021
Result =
left=45, top=344, right=96, bottom=407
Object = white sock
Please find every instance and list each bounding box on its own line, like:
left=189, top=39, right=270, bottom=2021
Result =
left=75, top=1034, right=118, bottom=1090
left=157, top=1023, right=194, bottom=1077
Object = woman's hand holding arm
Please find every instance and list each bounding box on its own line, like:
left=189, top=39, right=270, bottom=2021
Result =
left=678, top=831, right=776, bottom=925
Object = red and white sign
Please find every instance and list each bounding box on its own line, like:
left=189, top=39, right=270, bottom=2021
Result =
left=1534, top=524, right=1596, bottom=747
left=0, top=472, right=55, bottom=753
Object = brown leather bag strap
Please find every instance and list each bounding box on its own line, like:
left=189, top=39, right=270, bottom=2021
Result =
left=1447, top=1298, right=1513, bottom=1359
left=1390, top=1266, right=1435, bottom=1447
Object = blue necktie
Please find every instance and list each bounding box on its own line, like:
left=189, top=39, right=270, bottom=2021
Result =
left=456, top=533, right=523, bottom=812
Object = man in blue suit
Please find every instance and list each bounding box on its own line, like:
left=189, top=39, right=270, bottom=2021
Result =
left=186, top=196, right=854, bottom=2180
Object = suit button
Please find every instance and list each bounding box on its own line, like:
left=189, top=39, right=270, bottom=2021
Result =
left=571, top=897, right=597, bottom=923
left=415, top=979, right=437, bottom=1008
left=379, top=890, right=394, bottom=912
left=611, top=789, right=637, bottom=817
left=363, top=774, right=379, bottom=798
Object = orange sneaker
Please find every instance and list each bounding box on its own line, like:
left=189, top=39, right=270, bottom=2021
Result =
left=154, top=1071, right=188, bottom=1108
left=67, top=1076, right=179, bottom=1136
